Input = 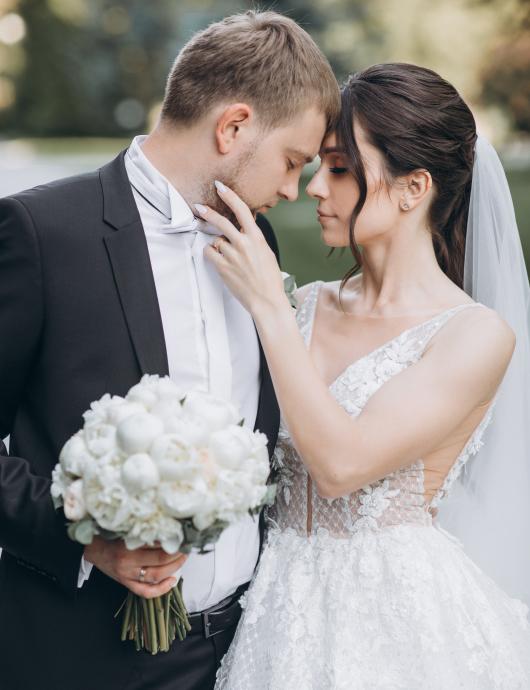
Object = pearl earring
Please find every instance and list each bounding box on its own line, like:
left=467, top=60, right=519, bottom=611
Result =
left=401, top=201, right=410, bottom=211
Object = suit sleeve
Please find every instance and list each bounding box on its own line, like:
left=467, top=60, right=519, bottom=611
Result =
left=256, top=213, right=281, bottom=268
left=0, top=197, right=83, bottom=593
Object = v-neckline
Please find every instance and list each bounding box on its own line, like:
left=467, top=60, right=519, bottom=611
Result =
left=305, top=281, right=480, bottom=390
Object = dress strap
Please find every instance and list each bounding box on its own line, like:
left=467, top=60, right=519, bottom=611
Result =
left=415, top=302, right=486, bottom=355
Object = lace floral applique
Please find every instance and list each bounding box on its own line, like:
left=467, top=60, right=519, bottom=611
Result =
left=355, top=479, right=401, bottom=529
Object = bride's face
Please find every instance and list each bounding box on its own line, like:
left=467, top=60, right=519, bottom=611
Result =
left=306, top=125, right=403, bottom=248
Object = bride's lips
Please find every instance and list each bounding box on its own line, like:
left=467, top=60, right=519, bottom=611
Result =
left=317, top=209, right=336, bottom=221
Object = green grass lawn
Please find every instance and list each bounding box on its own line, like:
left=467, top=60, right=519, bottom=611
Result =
left=268, top=170, right=530, bottom=286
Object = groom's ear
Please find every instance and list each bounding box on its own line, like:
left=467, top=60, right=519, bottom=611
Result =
left=214, top=103, right=254, bottom=154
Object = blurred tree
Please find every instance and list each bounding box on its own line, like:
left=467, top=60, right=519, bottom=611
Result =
left=0, top=0, right=527, bottom=137
left=480, top=1, right=530, bottom=134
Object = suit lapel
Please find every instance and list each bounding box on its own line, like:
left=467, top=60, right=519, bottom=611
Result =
left=99, top=152, right=279, bottom=451
left=100, top=152, right=169, bottom=378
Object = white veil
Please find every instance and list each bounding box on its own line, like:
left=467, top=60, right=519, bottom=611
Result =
left=438, top=135, right=530, bottom=607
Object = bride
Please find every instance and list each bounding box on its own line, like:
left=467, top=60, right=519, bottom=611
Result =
left=197, top=63, right=530, bottom=688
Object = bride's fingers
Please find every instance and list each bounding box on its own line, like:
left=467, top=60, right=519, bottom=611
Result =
left=204, top=243, right=229, bottom=268
left=214, top=181, right=262, bottom=239
left=194, top=204, right=242, bottom=246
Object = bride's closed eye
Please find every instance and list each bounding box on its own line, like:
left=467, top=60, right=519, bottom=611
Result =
left=329, top=167, right=348, bottom=174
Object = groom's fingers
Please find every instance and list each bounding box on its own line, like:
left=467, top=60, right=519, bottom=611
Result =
left=127, top=576, right=179, bottom=599
left=128, top=553, right=188, bottom=585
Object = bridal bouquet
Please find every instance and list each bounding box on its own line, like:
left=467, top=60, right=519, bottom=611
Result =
left=51, top=374, right=274, bottom=654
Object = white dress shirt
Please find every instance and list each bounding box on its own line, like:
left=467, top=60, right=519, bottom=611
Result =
left=79, top=135, right=261, bottom=612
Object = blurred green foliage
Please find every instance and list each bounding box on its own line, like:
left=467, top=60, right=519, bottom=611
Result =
left=0, top=0, right=529, bottom=138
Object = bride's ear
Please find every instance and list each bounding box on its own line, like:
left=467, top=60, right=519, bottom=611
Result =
left=214, top=103, right=254, bottom=154
left=399, top=169, right=432, bottom=212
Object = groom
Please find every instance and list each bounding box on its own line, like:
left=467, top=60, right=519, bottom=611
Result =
left=0, top=10, right=339, bottom=690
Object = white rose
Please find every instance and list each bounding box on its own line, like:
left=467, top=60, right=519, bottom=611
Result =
left=121, top=453, right=160, bottom=492
left=209, top=425, right=254, bottom=470
left=63, top=479, right=87, bottom=521
left=59, top=432, right=91, bottom=476
left=116, top=413, right=164, bottom=454
left=183, top=392, right=240, bottom=433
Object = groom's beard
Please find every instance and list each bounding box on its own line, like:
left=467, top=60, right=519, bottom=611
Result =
left=200, top=150, right=260, bottom=228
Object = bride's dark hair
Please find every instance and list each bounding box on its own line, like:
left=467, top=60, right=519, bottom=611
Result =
left=337, top=63, right=477, bottom=289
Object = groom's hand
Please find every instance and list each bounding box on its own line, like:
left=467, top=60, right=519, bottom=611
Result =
left=84, top=537, right=188, bottom=598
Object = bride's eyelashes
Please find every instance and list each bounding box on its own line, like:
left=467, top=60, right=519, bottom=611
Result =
left=329, top=167, right=348, bottom=174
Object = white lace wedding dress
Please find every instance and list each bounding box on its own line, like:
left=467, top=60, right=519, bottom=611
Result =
left=215, top=281, right=530, bottom=690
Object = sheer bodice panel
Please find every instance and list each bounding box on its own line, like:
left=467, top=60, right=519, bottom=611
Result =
left=268, top=281, right=493, bottom=538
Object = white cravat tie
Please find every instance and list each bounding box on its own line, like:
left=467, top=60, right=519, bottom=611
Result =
left=128, top=158, right=233, bottom=402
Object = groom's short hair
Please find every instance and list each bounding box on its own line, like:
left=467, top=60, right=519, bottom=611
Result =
left=161, top=10, right=340, bottom=131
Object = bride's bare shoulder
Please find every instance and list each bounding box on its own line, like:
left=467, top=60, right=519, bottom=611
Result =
left=432, top=303, right=516, bottom=375
left=294, top=278, right=358, bottom=309
left=320, top=275, right=362, bottom=309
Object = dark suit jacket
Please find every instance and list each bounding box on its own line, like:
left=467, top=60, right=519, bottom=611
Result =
left=0, top=152, right=280, bottom=690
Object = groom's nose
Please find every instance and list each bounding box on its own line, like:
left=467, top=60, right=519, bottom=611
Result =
left=278, top=179, right=299, bottom=203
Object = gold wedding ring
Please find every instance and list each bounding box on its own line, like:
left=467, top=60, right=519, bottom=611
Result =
left=213, top=237, right=225, bottom=253
left=138, top=566, right=147, bottom=583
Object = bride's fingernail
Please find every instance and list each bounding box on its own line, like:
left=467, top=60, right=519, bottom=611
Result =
left=214, top=180, right=227, bottom=193
left=194, top=203, right=208, bottom=215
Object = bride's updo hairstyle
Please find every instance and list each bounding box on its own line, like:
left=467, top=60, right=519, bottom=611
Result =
left=337, top=63, right=477, bottom=288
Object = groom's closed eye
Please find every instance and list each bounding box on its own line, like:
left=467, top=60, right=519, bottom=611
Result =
left=286, top=148, right=317, bottom=167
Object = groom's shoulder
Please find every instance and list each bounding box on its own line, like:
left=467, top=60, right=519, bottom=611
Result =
left=3, top=168, right=100, bottom=213
left=0, top=150, right=127, bottom=226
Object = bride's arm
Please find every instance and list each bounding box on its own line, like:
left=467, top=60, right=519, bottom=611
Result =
left=200, top=186, right=515, bottom=499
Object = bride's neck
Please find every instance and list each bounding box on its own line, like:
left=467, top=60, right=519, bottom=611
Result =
left=355, top=230, right=450, bottom=316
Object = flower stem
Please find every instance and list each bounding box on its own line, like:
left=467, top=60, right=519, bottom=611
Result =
left=154, top=595, right=168, bottom=652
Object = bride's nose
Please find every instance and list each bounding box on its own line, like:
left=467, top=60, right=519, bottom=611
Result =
left=306, top=167, right=328, bottom=200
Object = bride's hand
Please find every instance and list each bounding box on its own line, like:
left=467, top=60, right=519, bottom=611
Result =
left=198, top=182, right=288, bottom=315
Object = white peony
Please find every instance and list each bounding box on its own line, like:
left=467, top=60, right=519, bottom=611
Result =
left=209, top=425, right=254, bottom=470
left=106, top=400, right=145, bottom=426
left=116, top=413, right=164, bottom=454
left=59, top=432, right=91, bottom=476
left=158, top=479, right=213, bottom=519
left=150, top=434, right=199, bottom=482
left=162, top=415, right=210, bottom=446
left=63, top=479, right=87, bottom=521
left=83, top=422, right=117, bottom=457
left=121, top=453, right=160, bottom=492
left=183, top=392, right=240, bottom=433
left=51, top=375, right=274, bottom=562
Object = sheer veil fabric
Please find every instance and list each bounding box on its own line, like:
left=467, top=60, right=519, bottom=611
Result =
left=438, top=136, right=530, bottom=607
